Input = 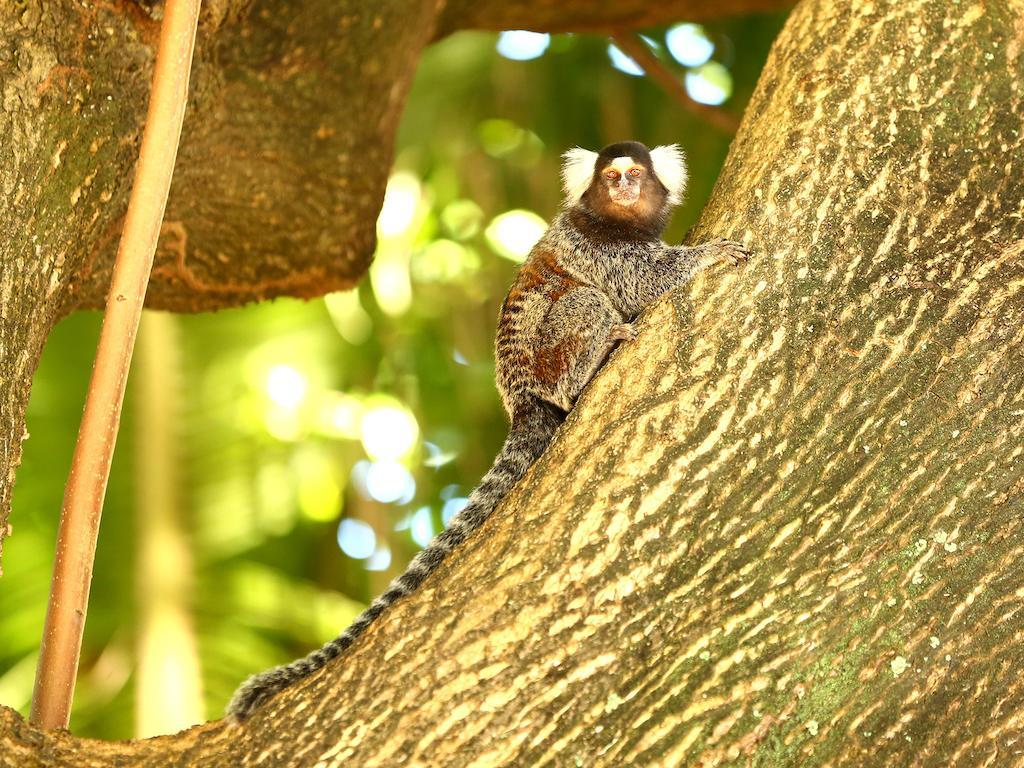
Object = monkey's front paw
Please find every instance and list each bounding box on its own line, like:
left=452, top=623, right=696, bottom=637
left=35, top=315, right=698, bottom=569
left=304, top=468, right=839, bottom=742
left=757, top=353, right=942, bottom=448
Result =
left=709, top=237, right=751, bottom=267
left=608, top=323, right=637, bottom=342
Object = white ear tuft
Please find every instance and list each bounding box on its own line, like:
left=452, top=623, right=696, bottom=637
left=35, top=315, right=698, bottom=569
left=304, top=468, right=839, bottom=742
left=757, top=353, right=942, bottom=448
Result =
left=649, top=144, right=688, bottom=206
left=561, top=147, right=599, bottom=203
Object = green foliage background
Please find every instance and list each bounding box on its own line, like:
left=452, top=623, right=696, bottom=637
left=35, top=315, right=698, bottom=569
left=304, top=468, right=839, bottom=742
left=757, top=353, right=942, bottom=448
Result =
left=0, top=18, right=785, bottom=738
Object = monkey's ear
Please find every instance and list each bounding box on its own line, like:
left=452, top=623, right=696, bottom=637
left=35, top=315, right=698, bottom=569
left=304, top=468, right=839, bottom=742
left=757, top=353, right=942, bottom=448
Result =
left=650, top=144, right=688, bottom=206
left=561, top=147, right=599, bottom=203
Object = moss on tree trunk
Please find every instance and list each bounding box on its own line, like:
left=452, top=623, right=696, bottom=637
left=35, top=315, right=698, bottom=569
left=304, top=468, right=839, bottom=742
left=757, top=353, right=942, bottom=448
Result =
left=2, top=0, right=1023, bottom=764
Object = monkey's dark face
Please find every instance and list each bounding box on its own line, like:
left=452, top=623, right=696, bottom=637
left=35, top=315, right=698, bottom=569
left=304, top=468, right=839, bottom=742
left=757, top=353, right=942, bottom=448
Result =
left=600, top=156, right=648, bottom=207
left=583, top=144, right=669, bottom=231
left=562, top=141, right=687, bottom=238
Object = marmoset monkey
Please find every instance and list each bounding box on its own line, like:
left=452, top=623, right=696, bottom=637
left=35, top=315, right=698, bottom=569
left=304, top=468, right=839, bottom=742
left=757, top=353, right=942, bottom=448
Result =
left=228, top=140, right=750, bottom=720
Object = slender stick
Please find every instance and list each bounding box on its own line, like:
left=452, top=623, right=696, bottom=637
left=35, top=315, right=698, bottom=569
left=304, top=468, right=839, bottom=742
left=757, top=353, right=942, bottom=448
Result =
left=30, top=0, right=201, bottom=730
left=610, top=33, right=740, bottom=134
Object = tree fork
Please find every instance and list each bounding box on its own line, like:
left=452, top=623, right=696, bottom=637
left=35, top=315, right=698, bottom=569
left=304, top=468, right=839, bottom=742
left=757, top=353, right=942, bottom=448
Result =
left=2, top=0, right=1024, bottom=765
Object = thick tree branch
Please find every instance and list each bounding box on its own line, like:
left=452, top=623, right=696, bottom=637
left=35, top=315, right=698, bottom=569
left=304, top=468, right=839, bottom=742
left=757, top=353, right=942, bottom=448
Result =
left=2, top=0, right=1022, bottom=764
left=437, top=0, right=793, bottom=36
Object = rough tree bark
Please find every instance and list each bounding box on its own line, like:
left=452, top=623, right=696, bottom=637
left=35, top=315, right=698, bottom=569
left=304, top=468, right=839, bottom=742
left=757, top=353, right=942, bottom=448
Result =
left=0, top=0, right=788, bottom=572
left=3, top=0, right=1024, bottom=764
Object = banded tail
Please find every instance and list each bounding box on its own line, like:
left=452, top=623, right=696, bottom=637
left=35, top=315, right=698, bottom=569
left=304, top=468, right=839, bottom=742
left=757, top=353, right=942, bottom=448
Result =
left=227, top=396, right=564, bottom=720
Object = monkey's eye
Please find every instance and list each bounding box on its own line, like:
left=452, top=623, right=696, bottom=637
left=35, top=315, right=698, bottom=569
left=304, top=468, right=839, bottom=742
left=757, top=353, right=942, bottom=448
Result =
left=628, top=167, right=643, bottom=177
left=604, top=169, right=620, bottom=180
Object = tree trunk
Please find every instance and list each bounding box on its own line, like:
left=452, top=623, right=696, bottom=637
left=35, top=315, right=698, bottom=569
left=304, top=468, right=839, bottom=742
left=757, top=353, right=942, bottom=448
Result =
left=3, top=0, right=1024, bottom=764
left=0, top=0, right=788, bottom=574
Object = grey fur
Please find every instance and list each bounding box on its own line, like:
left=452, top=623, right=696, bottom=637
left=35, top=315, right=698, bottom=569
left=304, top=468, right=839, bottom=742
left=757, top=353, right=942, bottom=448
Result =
left=226, top=140, right=750, bottom=721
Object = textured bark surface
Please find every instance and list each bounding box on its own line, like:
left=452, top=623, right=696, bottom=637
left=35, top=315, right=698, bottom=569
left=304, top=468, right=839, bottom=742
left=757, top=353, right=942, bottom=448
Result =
left=0, top=0, right=788, bottom=575
left=3, top=0, right=1024, bottom=764
left=0, top=0, right=156, bottom=574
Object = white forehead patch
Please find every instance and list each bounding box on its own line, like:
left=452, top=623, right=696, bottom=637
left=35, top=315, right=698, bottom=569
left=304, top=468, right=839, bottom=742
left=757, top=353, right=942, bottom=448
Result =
left=561, top=147, right=599, bottom=203
left=562, top=144, right=688, bottom=206
left=609, top=156, right=637, bottom=173
left=649, top=144, right=687, bottom=206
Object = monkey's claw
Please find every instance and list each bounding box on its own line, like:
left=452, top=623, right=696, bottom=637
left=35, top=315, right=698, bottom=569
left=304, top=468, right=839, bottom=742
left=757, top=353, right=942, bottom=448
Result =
left=710, top=237, right=751, bottom=267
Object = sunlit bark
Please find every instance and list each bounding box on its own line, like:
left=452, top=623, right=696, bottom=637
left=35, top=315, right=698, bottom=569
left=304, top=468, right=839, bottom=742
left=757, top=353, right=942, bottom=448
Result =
left=2, top=0, right=1023, bottom=764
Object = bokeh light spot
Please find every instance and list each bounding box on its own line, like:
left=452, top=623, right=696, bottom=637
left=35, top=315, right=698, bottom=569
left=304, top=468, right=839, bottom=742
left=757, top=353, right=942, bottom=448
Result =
left=479, top=119, right=527, bottom=158
left=411, top=239, right=480, bottom=284
left=410, top=506, right=435, bottom=548
left=685, top=62, right=733, bottom=105
left=361, top=404, right=419, bottom=460
left=364, top=461, right=416, bottom=504
left=496, top=31, right=550, bottom=61
left=316, top=391, right=364, bottom=439
left=377, top=173, right=421, bottom=238
left=485, top=210, right=547, bottom=263
left=337, top=518, right=376, bottom=559
left=365, top=546, right=392, bottom=572
left=607, top=44, right=643, bottom=76
left=324, top=291, right=373, bottom=345
left=265, top=365, right=307, bottom=409
left=423, top=441, right=457, bottom=468
left=666, top=24, right=714, bottom=67
left=296, top=453, right=342, bottom=523
left=369, top=253, right=413, bottom=317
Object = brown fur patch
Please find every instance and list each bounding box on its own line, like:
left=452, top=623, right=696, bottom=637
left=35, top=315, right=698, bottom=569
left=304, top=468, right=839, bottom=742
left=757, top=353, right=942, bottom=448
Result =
left=533, top=337, right=581, bottom=386
left=505, top=248, right=581, bottom=307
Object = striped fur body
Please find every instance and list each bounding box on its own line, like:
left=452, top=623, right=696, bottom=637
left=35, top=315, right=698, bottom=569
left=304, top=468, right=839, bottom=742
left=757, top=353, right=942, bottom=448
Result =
left=496, top=210, right=746, bottom=418
left=227, top=141, right=749, bottom=721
